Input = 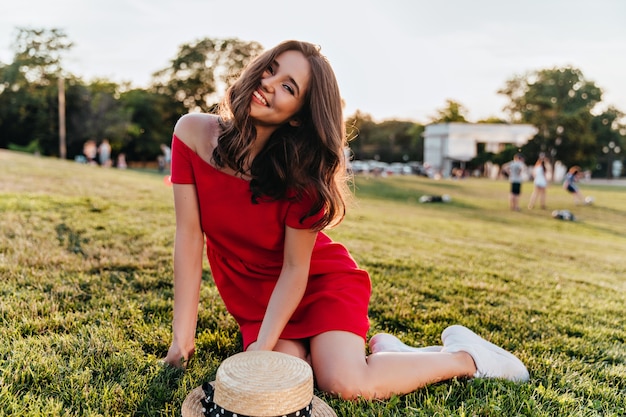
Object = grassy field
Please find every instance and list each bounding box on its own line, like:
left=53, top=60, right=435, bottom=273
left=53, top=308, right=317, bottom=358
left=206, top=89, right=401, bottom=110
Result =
left=1, top=149, right=624, bottom=417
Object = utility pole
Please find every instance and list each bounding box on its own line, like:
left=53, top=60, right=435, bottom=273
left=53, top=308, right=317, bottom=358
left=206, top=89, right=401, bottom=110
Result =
left=58, top=75, right=67, bottom=159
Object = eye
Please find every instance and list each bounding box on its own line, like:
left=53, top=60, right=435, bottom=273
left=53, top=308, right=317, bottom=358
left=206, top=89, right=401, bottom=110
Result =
left=282, top=84, right=295, bottom=95
left=266, top=64, right=275, bottom=75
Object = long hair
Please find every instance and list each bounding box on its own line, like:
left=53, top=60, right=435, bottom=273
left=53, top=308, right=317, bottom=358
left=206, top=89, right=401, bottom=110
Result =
left=568, top=165, right=581, bottom=175
left=535, top=158, right=545, bottom=171
left=213, top=40, right=348, bottom=231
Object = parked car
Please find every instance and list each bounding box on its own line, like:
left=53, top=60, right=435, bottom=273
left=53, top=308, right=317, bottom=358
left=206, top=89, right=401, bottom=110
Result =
left=389, top=162, right=412, bottom=175
left=407, top=161, right=430, bottom=177
left=350, top=160, right=370, bottom=174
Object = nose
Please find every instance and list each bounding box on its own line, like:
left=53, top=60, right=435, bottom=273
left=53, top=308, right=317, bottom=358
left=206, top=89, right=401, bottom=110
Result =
left=261, top=76, right=275, bottom=93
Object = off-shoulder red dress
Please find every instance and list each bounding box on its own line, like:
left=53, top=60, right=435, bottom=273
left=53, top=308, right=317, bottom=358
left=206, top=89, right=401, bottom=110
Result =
left=170, top=135, right=371, bottom=349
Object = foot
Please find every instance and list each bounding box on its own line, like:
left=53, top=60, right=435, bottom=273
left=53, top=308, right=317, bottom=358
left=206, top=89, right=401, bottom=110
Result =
left=441, top=325, right=529, bottom=382
left=369, top=333, right=442, bottom=354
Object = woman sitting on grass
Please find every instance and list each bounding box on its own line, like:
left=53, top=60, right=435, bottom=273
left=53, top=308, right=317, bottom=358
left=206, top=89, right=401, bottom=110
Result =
left=164, top=39, right=529, bottom=399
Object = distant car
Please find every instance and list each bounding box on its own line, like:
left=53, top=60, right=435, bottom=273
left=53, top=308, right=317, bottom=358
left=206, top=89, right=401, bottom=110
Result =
left=389, top=162, right=412, bottom=175
left=407, top=162, right=429, bottom=177
left=368, top=161, right=390, bottom=176
left=349, top=160, right=370, bottom=174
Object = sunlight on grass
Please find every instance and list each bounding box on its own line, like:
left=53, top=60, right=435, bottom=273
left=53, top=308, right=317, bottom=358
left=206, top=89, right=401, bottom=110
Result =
left=1, top=150, right=625, bottom=416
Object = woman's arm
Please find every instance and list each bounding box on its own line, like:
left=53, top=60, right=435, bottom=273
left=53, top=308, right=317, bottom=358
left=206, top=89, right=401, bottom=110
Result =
left=249, top=226, right=318, bottom=351
left=164, top=183, right=205, bottom=367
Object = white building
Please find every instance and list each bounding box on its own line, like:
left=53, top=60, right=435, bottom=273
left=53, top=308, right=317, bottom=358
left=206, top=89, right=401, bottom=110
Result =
left=423, top=123, right=537, bottom=177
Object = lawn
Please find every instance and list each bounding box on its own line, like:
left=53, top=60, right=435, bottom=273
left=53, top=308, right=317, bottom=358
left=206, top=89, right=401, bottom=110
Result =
left=1, top=149, right=624, bottom=416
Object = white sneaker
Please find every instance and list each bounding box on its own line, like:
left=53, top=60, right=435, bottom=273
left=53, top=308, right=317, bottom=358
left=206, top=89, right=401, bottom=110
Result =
left=441, top=325, right=529, bottom=382
left=369, top=333, right=443, bottom=354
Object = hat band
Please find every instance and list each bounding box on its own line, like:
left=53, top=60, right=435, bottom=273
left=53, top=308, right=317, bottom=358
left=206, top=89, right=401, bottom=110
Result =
left=200, top=382, right=313, bottom=417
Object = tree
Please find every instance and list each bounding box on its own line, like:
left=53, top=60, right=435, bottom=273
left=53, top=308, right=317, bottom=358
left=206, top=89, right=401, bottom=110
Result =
left=151, top=38, right=264, bottom=113
left=590, top=107, right=625, bottom=178
left=498, top=67, right=602, bottom=169
left=345, top=111, right=376, bottom=159
left=345, top=111, right=424, bottom=162
left=429, top=99, right=469, bottom=123
left=477, top=116, right=508, bottom=124
left=84, top=81, right=130, bottom=141
left=7, top=27, right=73, bottom=85
left=406, top=123, right=425, bottom=162
left=0, top=28, right=73, bottom=155
left=119, top=88, right=185, bottom=162
left=375, top=120, right=423, bottom=162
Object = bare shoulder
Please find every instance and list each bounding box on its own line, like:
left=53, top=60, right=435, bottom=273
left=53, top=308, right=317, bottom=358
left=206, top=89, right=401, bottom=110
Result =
left=173, top=113, right=221, bottom=153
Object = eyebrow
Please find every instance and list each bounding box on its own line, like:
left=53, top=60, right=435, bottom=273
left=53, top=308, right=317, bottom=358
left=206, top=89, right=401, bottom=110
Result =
left=272, top=59, right=301, bottom=96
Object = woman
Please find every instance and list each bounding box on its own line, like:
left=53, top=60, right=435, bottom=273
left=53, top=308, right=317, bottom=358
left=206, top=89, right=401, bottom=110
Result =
left=528, top=156, right=548, bottom=209
left=164, top=40, right=529, bottom=399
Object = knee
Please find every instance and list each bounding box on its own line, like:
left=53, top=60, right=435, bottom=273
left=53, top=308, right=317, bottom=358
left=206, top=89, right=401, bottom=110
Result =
left=315, top=369, right=377, bottom=400
left=315, top=372, right=362, bottom=400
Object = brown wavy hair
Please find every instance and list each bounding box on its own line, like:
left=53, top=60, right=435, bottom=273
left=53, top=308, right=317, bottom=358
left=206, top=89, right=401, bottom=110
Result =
left=213, top=40, right=348, bottom=231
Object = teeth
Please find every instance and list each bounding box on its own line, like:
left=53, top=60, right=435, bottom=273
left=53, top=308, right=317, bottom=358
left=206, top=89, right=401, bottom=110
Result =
left=253, top=90, right=267, bottom=106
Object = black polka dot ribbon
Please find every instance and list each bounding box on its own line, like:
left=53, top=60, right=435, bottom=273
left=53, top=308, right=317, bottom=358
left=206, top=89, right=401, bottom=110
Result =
left=200, top=382, right=313, bottom=417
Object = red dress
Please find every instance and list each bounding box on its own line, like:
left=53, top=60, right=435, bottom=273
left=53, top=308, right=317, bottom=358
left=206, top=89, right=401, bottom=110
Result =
left=170, top=135, right=371, bottom=349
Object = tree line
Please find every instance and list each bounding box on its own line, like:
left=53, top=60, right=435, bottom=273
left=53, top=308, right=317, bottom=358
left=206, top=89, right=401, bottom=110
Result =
left=1, top=28, right=623, bottom=177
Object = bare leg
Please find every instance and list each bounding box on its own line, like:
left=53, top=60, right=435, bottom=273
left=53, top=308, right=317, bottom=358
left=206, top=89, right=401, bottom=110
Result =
left=528, top=187, right=538, bottom=209
left=573, top=190, right=584, bottom=204
left=369, top=333, right=442, bottom=353
left=309, top=331, right=475, bottom=400
left=529, top=186, right=546, bottom=209
left=510, top=193, right=520, bottom=211
left=538, top=187, right=546, bottom=209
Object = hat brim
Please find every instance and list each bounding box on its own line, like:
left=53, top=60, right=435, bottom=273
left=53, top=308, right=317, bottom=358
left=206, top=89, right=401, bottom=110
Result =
left=182, top=384, right=337, bottom=417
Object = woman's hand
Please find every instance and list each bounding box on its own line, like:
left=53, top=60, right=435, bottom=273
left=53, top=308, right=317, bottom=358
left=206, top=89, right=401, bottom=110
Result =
left=245, top=340, right=273, bottom=351
left=163, top=343, right=195, bottom=368
left=245, top=341, right=261, bottom=351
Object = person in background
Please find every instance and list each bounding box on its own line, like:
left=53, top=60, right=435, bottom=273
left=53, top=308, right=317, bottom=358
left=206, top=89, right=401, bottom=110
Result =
left=504, top=153, right=525, bottom=211
left=116, top=153, right=127, bottom=169
left=83, top=140, right=97, bottom=165
left=161, top=143, right=172, bottom=173
left=98, top=139, right=112, bottom=167
left=563, top=165, right=586, bottom=204
left=158, top=155, right=166, bottom=173
left=164, top=40, right=529, bottom=400
left=528, top=155, right=548, bottom=209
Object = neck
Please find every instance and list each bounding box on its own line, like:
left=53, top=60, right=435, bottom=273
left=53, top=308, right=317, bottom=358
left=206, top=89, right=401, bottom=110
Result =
left=249, top=124, right=279, bottom=161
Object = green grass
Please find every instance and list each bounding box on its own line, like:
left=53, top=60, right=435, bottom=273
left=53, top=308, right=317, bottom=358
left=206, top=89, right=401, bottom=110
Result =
left=1, top=149, right=624, bottom=416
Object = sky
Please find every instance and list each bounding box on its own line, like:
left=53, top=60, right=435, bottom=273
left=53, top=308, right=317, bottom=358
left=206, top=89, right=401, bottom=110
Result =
left=1, top=0, right=625, bottom=123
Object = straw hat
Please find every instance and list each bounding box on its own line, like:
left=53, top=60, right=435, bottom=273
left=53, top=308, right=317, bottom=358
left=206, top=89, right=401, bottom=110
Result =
left=181, top=351, right=337, bottom=417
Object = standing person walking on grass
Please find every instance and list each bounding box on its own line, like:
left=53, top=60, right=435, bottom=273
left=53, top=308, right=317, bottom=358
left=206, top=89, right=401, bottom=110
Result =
left=161, top=143, right=172, bottom=173
left=528, top=155, right=548, bottom=209
left=98, top=139, right=112, bottom=167
left=164, top=40, right=529, bottom=401
left=504, top=153, right=525, bottom=211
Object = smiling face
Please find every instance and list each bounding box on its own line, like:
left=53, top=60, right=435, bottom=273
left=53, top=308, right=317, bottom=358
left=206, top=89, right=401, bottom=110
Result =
left=249, top=50, right=311, bottom=130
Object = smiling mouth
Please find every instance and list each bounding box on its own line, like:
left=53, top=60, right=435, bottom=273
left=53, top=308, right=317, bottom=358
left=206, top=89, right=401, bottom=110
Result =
left=252, top=90, right=268, bottom=106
